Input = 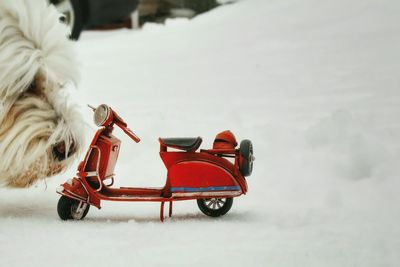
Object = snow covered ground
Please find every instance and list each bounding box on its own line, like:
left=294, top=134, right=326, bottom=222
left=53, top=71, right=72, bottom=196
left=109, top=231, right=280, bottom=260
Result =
left=1, top=0, right=400, bottom=266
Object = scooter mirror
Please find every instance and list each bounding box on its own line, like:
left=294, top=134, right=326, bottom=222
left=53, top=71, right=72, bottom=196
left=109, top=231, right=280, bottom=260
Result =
left=93, top=104, right=113, bottom=127
left=87, top=104, right=96, bottom=111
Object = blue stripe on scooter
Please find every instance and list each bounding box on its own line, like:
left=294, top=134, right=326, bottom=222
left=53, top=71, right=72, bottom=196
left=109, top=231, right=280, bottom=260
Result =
left=170, top=186, right=241, bottom=192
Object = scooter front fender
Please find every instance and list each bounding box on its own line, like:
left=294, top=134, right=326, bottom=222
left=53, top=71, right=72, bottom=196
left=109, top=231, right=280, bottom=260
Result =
left=57, top=177, right=101, bottom=208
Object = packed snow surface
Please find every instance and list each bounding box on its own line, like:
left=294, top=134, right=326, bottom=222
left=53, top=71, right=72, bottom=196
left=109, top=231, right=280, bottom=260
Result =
left=1, top=0, right=400, bottom=266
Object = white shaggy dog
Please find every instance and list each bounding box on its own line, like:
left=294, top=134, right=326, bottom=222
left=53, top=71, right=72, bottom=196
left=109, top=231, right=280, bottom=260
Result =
left=0, top=0, right=84, bottom=187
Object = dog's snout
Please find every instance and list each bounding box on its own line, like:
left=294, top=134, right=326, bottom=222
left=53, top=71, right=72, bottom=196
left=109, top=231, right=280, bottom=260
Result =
left=52, top=141, right=75, bottom=161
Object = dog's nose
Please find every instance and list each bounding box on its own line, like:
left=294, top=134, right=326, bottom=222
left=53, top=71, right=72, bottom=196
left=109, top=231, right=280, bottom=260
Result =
left=59, top=15, right=66, bottom=23
left=53, top=141, right=74, bottom=161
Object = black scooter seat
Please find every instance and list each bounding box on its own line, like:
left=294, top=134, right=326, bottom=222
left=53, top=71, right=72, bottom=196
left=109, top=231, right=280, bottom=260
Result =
left=159, top=137, right=202, bottom=152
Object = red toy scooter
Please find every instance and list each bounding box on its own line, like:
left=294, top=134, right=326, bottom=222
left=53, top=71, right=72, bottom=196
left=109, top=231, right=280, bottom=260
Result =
left=56, top=104, right=254, bottom=221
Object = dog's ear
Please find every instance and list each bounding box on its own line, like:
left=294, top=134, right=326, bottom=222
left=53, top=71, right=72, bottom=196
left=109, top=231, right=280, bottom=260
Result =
left=0, top=0, right=79, bottom=101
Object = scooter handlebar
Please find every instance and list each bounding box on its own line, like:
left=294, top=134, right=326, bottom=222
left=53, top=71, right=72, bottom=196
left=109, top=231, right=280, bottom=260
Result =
left=121, top=126, right=141, bottom=143
left=89, top=104, right=141, bottom=143
left=112, top=109, right=141, bottom=143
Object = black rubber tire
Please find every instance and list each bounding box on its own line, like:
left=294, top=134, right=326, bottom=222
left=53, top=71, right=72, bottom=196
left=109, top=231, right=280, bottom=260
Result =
left=239, top=139, right=254, bottom=177
left=51, top=0, right=85, bottom=40
left=57, top=195, right=90, bottom=220
left=197, top=198, right=233, bottom=217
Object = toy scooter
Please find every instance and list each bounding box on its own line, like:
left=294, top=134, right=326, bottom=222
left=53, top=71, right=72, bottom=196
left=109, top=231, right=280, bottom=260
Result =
left=56, top=104, right=254, bottom=221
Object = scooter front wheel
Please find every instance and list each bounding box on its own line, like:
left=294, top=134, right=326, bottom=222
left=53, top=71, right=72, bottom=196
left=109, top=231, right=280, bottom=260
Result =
left=197, top=198, right=233, bottom=217
left=57, top=195, right=90, bottom=220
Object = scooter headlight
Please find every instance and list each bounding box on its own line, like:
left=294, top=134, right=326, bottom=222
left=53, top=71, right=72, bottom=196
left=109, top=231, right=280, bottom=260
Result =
left=94, top=104, right=112, bottom=126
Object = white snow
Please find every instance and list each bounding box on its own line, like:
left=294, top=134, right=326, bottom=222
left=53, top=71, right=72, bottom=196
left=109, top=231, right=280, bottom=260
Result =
left=1, top=0, right=400, bottom=266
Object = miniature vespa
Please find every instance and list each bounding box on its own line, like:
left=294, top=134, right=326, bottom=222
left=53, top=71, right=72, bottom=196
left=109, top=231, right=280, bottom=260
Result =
left=56, top=104, right=254, bottom=221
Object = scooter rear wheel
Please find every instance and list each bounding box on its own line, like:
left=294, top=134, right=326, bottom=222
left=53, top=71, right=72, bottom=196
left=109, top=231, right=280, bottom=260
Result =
left=197, top=197, right=233, bottom=217
left=57, top=195, right=90, bottom=220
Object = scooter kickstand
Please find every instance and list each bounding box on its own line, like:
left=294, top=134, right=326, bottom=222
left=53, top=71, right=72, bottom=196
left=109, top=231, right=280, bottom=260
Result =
left=169, top=201, right=173, bottom=218
left=160, top=202, right=165, bottom=222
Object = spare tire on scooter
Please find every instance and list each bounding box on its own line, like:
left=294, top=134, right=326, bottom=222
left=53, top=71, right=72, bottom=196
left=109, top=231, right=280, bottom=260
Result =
left=239, top=139, right=254, bottom=177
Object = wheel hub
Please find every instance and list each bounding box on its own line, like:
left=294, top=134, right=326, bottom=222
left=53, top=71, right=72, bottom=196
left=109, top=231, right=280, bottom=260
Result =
left=71, top=201, right=88, bottom=220
left=204, top=198, right=226, bottom=210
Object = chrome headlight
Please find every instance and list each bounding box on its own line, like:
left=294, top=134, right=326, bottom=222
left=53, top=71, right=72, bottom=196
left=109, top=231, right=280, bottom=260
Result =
left=94, top=104, right=111, bottom=126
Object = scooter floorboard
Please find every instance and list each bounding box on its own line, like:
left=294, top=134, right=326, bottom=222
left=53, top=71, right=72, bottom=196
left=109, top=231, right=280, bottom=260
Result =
left=97, top=186, right=165, bottom=201
left=97, top=192, right=167, bottom=202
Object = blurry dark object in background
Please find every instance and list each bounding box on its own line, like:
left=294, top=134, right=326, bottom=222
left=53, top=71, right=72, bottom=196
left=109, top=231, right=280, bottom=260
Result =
left=50, top=0, right=140, bottom=40
left=139, top=0, right=220, bottom=24
left=51, top=0, right=222, bottom=40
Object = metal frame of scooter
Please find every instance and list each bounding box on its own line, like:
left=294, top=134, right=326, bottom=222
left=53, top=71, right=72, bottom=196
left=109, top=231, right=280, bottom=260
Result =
left=57, top=109, right=247, bottom=221
left=59, top=146, right=245, bottom=221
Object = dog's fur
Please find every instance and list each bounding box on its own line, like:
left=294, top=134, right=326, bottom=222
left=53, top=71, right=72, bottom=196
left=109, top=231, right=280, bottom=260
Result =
left=0, top=0, right=84, bottom=187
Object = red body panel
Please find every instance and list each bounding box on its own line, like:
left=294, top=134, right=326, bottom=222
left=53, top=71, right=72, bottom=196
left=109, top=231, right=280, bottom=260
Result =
left=160, top=151, right=247, bottom=194
left=168, top=161, right=238, bottom=188
left=84, top=134, right=120, bottom=179
left=160, top=151, right=238, bottom=173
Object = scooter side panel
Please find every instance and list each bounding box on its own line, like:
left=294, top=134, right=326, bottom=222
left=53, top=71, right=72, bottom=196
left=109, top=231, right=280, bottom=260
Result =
left=160, top=151, right=248, bottom=194
left=160, top=152, right=238, bottom=173
left=167, top=161, right=242, bottom=197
